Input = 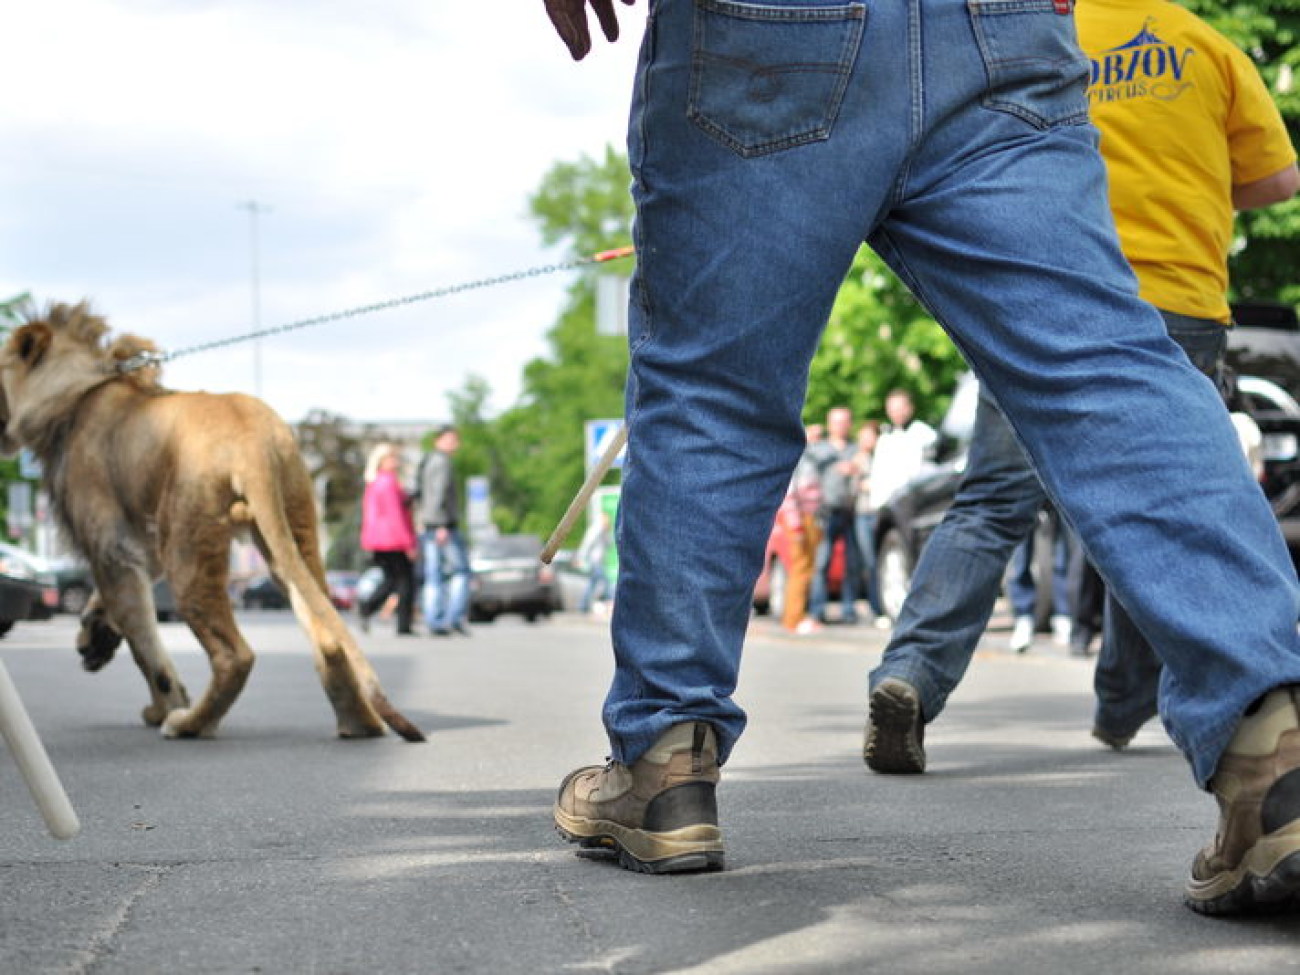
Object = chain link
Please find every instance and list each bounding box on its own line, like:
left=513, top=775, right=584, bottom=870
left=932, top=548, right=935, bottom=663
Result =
left=117, top=248, right=632, bottom=375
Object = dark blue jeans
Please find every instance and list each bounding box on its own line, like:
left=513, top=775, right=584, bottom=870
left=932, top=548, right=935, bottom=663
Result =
left=871, top=311, right=1258, bottom=757
left=1093, top=312, right=1235, bottom=740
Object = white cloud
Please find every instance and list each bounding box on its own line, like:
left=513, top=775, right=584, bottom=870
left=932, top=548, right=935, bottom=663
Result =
left=0, top=1, right=641, bottom=423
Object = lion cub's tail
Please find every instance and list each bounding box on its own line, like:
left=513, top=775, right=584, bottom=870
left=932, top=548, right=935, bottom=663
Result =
left=240, top=426, right=426, bottom=742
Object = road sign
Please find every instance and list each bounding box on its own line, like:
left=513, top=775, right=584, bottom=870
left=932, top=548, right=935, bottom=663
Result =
left=585, top=418, right=627, bottom=473
left=466, top=475, right=496, bottom=541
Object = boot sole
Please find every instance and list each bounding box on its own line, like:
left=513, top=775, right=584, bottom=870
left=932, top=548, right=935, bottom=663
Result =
left=1185, top=822, right=1300, bottom=915
left=553, top=805, right=724, bottom=874
left=864, top=679, right=926, bottom=774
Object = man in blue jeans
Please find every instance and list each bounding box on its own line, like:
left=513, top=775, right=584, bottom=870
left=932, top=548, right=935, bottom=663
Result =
left=807, top=405, right=860, bottom=624
left=867, top=0, right=1298, bottom=766
left=544, top=0, right=1300, bottom=915
left=416, top=425, right=471, bottom=636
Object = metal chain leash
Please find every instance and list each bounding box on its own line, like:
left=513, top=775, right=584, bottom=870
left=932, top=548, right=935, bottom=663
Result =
left=116, top=246, right=635, bottom=375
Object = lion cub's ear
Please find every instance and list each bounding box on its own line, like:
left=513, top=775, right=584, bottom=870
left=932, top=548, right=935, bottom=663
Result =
left=9, top=323, right=53, bottom=369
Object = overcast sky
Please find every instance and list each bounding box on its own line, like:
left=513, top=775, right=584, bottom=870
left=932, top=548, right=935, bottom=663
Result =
left=0, top=2, right=642, bottom=426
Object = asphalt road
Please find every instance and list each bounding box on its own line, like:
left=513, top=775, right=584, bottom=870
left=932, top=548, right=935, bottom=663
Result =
left=1, top=608, right=1297, bottom=974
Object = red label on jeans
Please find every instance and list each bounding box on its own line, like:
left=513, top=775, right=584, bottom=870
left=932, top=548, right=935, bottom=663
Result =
left=1053, top=0, right=1072, bottom=12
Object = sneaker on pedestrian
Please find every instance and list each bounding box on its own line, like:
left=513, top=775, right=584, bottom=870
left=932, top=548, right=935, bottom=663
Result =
left=1051, top=614, right=1072, bottom=646
left=554, top=721, right=725, bottom=874
left=793, top=617, right=822, bottom=636
left=1009, top=614, right=1034, bottom=653
left=864, top=677, right=926, bottom=774
left=1185, top=686, right=1300, bottom=916
left=873, top=615, right=893, bottom=630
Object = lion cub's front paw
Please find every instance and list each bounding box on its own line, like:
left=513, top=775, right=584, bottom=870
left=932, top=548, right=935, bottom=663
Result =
left=142, top=703, right=167, bottom=726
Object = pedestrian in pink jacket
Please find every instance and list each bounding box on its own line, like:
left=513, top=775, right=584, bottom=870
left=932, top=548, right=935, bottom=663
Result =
left=358, top=443, right=418, bottom=635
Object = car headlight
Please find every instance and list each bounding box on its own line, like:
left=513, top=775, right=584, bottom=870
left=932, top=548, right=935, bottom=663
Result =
left=1263, top=432, right=1299, bottom=462
left=0, top=558, right=34, bottom=581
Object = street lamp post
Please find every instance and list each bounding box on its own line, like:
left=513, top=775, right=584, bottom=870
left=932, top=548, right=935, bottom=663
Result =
left=237, top=200, right=271, bottom=398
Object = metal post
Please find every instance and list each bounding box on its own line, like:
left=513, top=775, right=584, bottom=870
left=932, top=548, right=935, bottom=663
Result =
left=237, top=200, right=271, bottom=398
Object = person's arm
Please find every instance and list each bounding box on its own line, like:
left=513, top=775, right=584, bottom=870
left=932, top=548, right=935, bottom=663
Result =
left=1233, top=163, right=1300, bottom=211
left=544, top=0, right=636, bottom=60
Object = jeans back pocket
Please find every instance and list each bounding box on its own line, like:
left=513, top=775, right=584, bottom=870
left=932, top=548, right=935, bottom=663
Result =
left=689, top=0, right=867, bottom=158
left=968, top=0, right=1090, bottom=129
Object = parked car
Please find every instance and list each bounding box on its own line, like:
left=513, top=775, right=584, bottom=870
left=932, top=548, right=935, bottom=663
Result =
left=468, top=534, right=561, bottom=623
left=242, top=575, right=290, bottom=610
left=44, top=557, right=178, bottom=621
left=871, top=358, right=1300, bottom=621
left=1233, top=374, right=1300, bottom=548
left=0, top=543, right=59, bottom=636
left=1227, top=301, right=1300, bottom=549
left=49, top=557, right=95, bottom=615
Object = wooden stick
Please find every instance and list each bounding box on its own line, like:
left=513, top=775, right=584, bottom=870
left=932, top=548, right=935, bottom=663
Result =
left=542, top=423, right=628, bottom=564
left=0, top=658, right=80, bottom=840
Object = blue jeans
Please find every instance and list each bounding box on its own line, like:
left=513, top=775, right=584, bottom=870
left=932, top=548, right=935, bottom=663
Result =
left=854, top=511, right=884, bottom=618
left=871, top=312, right=1268, bottom=760
left=1006, top=511, right=1071, bottom=620
left=1091, top=313, right=1240, bottom=740
left=608, top=0, right=1300, bottom=787
left=580, top=566, right=611, bottom=613
left=871, top=390, right=1045, bottom=719
left=421, top=529, right=470, bottom=631
left=809, top=508, right=859, bottom=621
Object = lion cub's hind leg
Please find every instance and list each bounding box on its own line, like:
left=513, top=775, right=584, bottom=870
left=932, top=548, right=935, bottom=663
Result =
left=160, top=545, right=255, bottom=740
left=285, top=584, right=386, bottom=738
left=253, top=516, right=386, bottom=739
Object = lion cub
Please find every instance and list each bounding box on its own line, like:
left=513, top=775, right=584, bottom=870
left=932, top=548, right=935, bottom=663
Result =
left=0, top=303, right=424, bottom=742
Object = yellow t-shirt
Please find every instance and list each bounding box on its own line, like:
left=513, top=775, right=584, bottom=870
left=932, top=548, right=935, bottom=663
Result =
left=1077, top=0, right=1296, bottom=321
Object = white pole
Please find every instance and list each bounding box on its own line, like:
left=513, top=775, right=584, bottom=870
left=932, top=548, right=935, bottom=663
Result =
left=0, top=658, right=80, bottom=840
left=238, top=200, right=271, bottom=399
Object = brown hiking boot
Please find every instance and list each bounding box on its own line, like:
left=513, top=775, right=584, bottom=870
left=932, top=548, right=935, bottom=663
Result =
left=864, top=678, right=926, bottom=774
left=1185, top=687, right=1300, bottom=915
left=554, top=721, right=725, bottom=874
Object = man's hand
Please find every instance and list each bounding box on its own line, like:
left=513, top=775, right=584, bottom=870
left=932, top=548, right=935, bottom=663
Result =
left=545, top=0, right=636, bottom=61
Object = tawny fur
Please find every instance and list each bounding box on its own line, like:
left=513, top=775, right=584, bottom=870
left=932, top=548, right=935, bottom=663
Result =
left=0, top=302, right=424, bottom=742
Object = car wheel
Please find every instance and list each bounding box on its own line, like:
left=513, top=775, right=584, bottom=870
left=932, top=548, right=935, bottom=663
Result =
left=877, top=529, right=913, bottom=623
left=60, top=584, right=91, bottom=616
left=0, top=620, right=15, bottom=638
left=768, top=558, right=788, bottom=620
left=524, top=612, right=539, bottom=623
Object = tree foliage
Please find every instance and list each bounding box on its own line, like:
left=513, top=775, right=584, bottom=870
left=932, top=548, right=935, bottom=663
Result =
left=1186, top=0, right=1300, bottom=301
left=807, top=249, right=963, bottom=430
left=446, top=148, right=634, bottom=540
left=295, top=408, right=374, bottom=567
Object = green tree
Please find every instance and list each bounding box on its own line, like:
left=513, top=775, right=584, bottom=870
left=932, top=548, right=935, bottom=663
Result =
left=472, top=147, right=633, bottom=539
left=295, top=409, right=373, bottom=568
left=807, top=248, right=964, bottom=429
left=1186, top=0, right=1300, bottom=301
